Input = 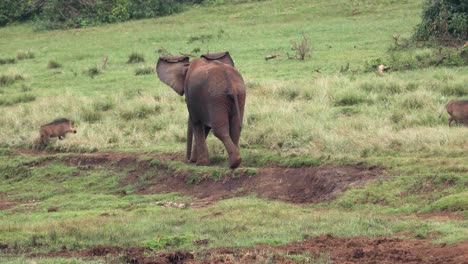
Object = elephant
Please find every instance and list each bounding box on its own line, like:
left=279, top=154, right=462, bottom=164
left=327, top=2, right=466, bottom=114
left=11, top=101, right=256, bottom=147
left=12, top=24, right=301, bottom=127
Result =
left=156, top=51, right=246, bottom=168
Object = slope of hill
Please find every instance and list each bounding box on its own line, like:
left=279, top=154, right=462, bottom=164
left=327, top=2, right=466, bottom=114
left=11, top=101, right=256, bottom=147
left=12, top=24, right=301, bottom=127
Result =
left=0, top=0, right=467, bottom=263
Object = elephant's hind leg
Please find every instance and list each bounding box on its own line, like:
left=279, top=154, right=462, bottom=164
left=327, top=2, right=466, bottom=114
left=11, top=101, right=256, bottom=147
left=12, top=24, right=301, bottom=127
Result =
left=193, top=124, right=210, bottom=166
left=213, top=125, right=241, bottom=169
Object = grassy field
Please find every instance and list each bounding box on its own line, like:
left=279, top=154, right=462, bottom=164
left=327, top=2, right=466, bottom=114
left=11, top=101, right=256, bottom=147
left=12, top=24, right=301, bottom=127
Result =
left=0, top=0, right=467, bottom=263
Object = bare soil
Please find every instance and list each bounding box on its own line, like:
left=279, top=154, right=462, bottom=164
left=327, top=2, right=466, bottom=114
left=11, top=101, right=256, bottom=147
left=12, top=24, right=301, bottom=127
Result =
left=24, top=235, right=468, bottom=264
left=13, top=149, right=383, bottom=205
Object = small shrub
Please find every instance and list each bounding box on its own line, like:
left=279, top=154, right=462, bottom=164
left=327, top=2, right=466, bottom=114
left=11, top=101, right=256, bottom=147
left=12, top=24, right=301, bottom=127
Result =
left=127, top=53, right=145, bottom=64
left=16, top=50, right=35, bottom=60
left=47, top=60, right=62, bottom=69
left=291, top=33, right=312, bottom=60
left=0, top=72, right=25, bottom=87
left=84, top=66, right=101, bottom=78
left=135, top=66, right=154, bottom=76
left=413, top=0, right=468, bottom=44
left=0, top=57, right=16, bottom=65
left=363, top=57, right=385, bottom=72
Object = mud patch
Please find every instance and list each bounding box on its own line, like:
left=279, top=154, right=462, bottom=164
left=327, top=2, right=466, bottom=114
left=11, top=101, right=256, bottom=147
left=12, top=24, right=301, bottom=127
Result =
left=0, top=200, right=18, bottom=211
left=32, top=246, right=193, bottom=264
left=141, top=164, right=382, bottom=204
left=13, top=149, right=382, bottom=204
left=25, top=235, right=468, bottom=264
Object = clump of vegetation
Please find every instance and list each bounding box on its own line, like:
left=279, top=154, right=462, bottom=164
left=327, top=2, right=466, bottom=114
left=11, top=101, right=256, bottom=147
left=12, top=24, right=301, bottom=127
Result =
left=0, top=72, right=24, bottom=87
left=135, top=66, right=154, bottom=76
left=47, top=60, right=62, bottom=69
left=413, top=0, right=468, bottom=45
left=16, top=50, right=34, bottom=60
left=80, top=107, right=102, bottom=123
left=119, top=105, right=158, bottom=120
left=291, top=33, right=312, bottom=60
left=0, top=57, right=16, bottom=65
left=84, top=66, right=101, bottom=78
left=364, top=47, right=467, bottom=72
left=334, top=91, right=367, bottom=106
left=187, top=29, right=226, bottom=52
left=93, top=97, right=115, bottom=112
left=0, top=94, right=36, bottom=106
left=127, top=53, right=145, bottom=64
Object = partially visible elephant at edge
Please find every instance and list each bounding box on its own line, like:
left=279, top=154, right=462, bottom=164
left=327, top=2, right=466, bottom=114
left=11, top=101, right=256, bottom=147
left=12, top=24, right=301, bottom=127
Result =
left=156, top=52, right=246, bottom=168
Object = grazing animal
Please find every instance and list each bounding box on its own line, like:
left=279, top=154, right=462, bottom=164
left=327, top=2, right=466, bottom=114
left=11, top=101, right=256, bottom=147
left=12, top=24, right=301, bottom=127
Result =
left=156, top=51, right=246, bottom=169
left=445, top=100, right=468, bottom=127
left=39, top=118, right=77, bottom=144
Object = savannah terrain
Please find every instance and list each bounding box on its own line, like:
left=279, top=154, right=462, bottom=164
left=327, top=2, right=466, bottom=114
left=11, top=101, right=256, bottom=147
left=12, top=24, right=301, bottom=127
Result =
left=0, top=0, right=467, bottom=263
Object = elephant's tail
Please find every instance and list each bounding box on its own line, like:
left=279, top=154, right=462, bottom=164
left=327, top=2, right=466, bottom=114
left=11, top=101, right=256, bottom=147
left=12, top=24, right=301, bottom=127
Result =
left=186, top=118, right=193, bottom=161
left=233, top=94, right=243, bottom=129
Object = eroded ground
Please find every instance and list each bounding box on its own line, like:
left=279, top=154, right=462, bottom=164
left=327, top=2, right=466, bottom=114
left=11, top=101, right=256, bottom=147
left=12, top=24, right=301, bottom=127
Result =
left=1, top=149, right=466, bottom=263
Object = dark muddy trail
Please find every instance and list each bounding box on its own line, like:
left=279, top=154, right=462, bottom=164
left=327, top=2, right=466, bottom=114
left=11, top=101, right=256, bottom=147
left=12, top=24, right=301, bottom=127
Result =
left=23, top=235, right=468, bottom=264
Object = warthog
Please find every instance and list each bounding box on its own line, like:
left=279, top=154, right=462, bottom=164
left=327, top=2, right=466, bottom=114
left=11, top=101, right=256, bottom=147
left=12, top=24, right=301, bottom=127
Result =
left=445, top=100, right=468, bottom=127
left=39, top=118, right=77, bottom=144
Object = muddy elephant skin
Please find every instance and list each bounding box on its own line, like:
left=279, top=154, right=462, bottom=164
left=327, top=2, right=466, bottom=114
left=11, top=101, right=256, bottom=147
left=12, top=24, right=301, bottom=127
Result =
left=156, top=52, right=246, bottom=168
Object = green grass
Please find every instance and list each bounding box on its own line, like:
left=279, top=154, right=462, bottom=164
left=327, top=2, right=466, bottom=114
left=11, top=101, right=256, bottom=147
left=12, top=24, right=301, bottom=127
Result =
left=0, top=0, right=467, bottom=261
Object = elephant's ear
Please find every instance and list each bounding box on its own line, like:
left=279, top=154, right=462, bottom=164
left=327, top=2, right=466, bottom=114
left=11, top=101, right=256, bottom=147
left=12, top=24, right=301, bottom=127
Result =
left=156, top=55, right=190, bottom=96
left=201, top=51, right=235, bottom=67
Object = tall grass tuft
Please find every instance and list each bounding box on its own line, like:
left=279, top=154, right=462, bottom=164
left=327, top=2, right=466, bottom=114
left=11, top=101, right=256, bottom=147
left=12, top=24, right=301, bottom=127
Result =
left=135, top=66, right=154, bottom=76
left=0, top=94, right=36, bottom=106
left=127, top=53, right=145, bottom=64
left=0, top=58, right=16, bottom=65
left=47, top=60, right=62, bottom=69
left=80, top=107, right=102, bottom=123
left=16, top=50, right=35, bottom=60
left=93, top=97, right=115, bottom=112
left=0, top=72, right=25, bottom=87
left=84, top=66, right=101, bottom=78
left=119, top=104, right=159, bottom=120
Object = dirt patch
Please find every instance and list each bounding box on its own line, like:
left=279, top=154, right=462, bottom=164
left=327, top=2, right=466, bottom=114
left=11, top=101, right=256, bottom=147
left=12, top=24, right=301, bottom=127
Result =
left=140, top=164, right=382, bottom=204
left=13, top=149, right=382, bottom=204
left=193, top=235, right=468, bottom=263
left=24, top=235, right=468, bottom=263
left=30, top=246, right=193, bottom=264
left=0, top=200, right=18, bottom=211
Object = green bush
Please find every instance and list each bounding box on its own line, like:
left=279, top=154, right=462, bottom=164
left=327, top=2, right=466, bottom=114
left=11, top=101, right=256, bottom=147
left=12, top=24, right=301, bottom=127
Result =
left=0, top=0, right=37, bottom=27
left=413, top=0, right=468, bottom=44
left=37, top=0, right=192, bottom=29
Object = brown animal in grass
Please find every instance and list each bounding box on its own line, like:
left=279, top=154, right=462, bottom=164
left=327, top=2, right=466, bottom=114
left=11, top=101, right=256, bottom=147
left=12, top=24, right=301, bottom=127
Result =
left=445, top=100, right=468, bottom=127
left=38, top=118, right=77, bottom=144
